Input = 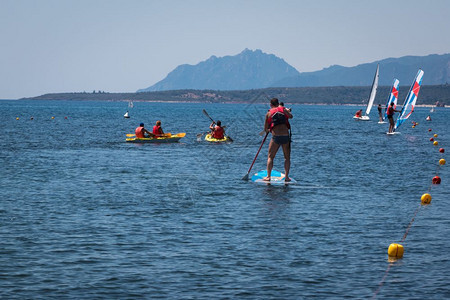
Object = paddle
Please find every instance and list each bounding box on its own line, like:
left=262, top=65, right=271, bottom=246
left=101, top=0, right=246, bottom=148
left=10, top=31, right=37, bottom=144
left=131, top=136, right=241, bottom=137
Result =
left=202, top=109, right=215, bottom=124
left=242, top=131, right=269, bottom=181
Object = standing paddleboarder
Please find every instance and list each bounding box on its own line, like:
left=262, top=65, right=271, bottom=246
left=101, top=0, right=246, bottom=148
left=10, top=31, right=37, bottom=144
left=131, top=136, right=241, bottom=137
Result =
left=263, top=98, right=293, bottom=182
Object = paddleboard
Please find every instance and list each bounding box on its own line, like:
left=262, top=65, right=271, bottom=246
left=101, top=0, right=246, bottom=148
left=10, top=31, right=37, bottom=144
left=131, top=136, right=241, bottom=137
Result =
left=378, top=121, right=386, bottom=124
left=386, top=132, right=400, bottom=135
left=251, top=170, right=297, bottom=185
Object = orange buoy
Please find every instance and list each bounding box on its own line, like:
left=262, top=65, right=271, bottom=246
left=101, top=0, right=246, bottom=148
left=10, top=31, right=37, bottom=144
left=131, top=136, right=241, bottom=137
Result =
left=432, top=176, right=441, bottom=184
left=434, top=134, right=438, bottom=138
left=440, top=159, right=446, bottom=165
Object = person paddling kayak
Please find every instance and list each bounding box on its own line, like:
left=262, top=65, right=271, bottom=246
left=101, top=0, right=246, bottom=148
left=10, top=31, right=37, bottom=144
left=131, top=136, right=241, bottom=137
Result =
left=153, top=120, right=164, bottom=136
left=263, top=98, right=293, bottom=182
left=209, top=120, right=225, bottom=139
left=135, top=123, right=155, bottom=138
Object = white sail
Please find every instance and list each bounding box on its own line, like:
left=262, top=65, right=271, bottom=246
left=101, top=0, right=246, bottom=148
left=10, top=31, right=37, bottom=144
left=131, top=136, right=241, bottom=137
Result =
left=364, top=64, right=379, bottom=116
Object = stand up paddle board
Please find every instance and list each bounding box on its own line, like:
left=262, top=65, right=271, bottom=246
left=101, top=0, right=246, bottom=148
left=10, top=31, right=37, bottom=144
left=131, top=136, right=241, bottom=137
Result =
left=251, top=170, right=297, bottom=185
left=378, top=121, right=386, bottom=124
left=386, top=132, right=400, bottom=135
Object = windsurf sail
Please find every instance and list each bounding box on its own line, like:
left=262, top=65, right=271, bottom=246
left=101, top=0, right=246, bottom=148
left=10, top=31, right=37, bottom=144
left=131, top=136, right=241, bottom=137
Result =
left=364, top=64, right=379, bottom=117
left=384, top=78, right=400, bottom=119
left=394, top=69, right=424, bottom=131
left=128, top=100, right=134, bottom=108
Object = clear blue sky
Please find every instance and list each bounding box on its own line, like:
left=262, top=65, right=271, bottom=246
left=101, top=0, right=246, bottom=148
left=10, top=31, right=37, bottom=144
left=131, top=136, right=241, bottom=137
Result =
left=1, top=0, right=449, bottom=99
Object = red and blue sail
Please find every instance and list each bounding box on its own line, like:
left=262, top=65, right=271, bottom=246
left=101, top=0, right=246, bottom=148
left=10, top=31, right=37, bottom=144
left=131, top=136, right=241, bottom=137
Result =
left=394, top=69, right=424, bottom=131
left=384, top=78, right=399, bottom=119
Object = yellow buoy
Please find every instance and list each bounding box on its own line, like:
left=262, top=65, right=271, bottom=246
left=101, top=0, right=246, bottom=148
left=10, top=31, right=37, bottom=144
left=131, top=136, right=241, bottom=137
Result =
left=421, top=193, right=432, bottom=204
left=440, top=159, right=446, bottom=165
left=51, top=116, right=55, bottom=119
left=388, top=243, right=404, bottom=258
left=16, top=117, right=19, bottom=120
left=434, top=134, right=438, bottom=138
left=433, top=141, right=438, bottom=146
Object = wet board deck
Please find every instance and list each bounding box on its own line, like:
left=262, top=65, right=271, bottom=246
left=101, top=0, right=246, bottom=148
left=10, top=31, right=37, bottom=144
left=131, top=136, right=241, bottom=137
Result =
left=251, top=170, right=297, bottom=185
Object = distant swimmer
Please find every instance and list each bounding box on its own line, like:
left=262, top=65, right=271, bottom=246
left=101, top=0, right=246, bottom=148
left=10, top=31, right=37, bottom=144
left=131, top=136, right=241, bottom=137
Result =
left=153, top=120, right=164, bottom=136
left=387, top=102, right=401, bottom=133
left=135, top=123, right=155, bottom=138
left=263, top=98, right=293, bottom=182
left=209, top=120, right=225, bottom=139
left=377, top=104, right=383, bottom=122
left=355, top=109, right=362, bottom=118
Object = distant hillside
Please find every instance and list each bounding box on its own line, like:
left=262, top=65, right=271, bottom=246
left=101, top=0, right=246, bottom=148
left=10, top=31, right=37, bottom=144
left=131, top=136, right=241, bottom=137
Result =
left=138, top=49, right=300, bottom=92
left=272, top=53, right=450, bottom=87
left=24, top=85, right=450, bottom=106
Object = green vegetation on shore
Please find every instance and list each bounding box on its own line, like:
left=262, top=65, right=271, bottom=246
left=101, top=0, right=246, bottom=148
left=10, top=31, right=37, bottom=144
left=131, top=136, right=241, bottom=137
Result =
left=23, top=85, right=450, bottom=106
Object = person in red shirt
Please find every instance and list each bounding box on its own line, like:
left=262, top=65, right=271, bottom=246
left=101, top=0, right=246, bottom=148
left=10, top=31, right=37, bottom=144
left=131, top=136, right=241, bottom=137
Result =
left=209, top=120, right=225, bottom=139
left=263, top=98, right=293, bottom=182
left=153, top=120, right=164, bottom=136
left=135, top=123, right=154, bottom=138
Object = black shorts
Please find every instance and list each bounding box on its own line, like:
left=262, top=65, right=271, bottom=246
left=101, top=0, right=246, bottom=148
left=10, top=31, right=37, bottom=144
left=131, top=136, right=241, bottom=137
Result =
left=272, top=135, right=290, bottom=145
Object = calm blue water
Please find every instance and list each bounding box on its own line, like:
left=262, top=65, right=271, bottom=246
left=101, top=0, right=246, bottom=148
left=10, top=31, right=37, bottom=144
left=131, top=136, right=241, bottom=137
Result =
left=1, top=100, right=449, bottom=299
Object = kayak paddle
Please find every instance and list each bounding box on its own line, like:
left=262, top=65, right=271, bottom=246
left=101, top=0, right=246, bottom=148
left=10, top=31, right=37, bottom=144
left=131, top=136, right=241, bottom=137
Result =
left=242, top=131, right=269, bottom=181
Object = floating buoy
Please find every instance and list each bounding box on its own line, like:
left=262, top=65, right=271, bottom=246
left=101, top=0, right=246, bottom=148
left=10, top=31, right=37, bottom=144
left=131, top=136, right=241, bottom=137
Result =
left=388, top=243, right=404, bottom=258
left=30, top=117, right=34, bottom=120
left=421, top=193, right=432, bottom=204
left=428, top=129, right=432, bottom=132
left=51, top=116, right=55, bottom=119
left=16, top=117, right=19, bottom=120
left=432, top=176, right=441, bottom=184
left=64, top=116, right=68, bottom=119
left=433, top=141, right=438, bottom=146
left=439, top=148, right=445, bottom=153
left=430, top=138, right=434, bottom=142
left=412, top=125, right=415, bottom=128
left=440, top=158, right=446, bottom=165
left=434, top=134, right=438, bottom=138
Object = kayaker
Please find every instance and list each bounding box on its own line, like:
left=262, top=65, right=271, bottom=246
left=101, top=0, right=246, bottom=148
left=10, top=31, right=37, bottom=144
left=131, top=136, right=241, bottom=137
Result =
left=263, top=98, right=293, bottom=182
left=153, top=120, right=164, bottom=136
left=210, top=120, right=225, bottom=139
left=387, top=102, right=401, bottom=133
left=135, top=123, right=154, bottom=138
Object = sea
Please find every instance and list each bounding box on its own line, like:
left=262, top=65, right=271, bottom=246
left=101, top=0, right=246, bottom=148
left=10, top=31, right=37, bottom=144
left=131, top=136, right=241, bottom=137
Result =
left=1, top=100, right=449, bottom=299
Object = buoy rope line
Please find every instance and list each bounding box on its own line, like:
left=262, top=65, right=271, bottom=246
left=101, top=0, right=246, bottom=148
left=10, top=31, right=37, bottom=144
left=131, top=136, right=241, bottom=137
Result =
left=372, top=122, right=446, bottom=299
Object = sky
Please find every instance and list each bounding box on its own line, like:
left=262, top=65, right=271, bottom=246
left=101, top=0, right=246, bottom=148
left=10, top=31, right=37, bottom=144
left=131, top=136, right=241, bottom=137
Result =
left=1, top=0, right=450, bottom=99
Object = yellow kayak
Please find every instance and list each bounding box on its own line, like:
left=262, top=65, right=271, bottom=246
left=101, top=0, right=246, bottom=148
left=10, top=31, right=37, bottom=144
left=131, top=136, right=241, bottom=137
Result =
left=126, top=133, right=186, bottom=143
left=205, top=133, right=230, bottom=143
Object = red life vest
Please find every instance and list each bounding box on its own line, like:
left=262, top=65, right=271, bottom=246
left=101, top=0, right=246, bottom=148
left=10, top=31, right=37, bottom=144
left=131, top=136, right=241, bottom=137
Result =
left=153, top=125, right=162, bottom=135
left=267, top=106, right=290, bottom=130
left=387, top=106, right=394, bottom=116
left=135, top=126, right=145, bottom=138
left=355, top=110, right=362, bottom=117
left=212, top=126, right=224, bottom=139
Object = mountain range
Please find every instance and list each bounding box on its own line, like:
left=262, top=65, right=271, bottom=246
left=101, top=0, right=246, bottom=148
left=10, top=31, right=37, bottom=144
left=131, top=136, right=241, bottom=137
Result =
left=138, top=49, right=450, bottom=92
